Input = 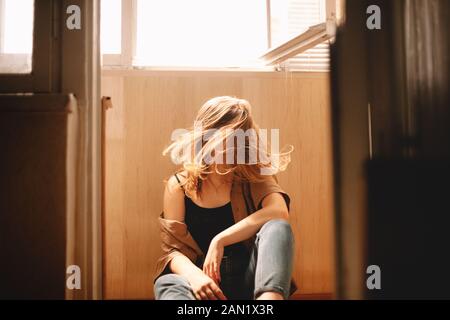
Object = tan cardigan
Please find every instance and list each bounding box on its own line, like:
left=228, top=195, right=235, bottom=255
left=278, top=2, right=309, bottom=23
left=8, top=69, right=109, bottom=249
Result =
left=154, top=174, right=298, bottom=296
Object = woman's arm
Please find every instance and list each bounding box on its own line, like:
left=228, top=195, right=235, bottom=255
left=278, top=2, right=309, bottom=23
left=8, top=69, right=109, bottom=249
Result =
left=163, top=175, right=226, bottom=300
left=216, top=192, right=289, bottom=246
left=203, top=192, right=289, bottom=282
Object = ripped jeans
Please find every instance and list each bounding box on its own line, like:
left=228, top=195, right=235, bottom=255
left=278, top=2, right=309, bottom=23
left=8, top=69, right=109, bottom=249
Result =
left=154, top=219, right=295, bottom=300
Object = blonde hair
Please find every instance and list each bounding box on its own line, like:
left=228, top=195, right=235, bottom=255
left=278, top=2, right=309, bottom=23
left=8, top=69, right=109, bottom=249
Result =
left=163, top=96, right=293, bottom=197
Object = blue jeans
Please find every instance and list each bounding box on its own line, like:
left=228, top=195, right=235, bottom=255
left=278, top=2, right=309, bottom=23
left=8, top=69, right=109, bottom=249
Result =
left=154, top=219, right=294, bottom=300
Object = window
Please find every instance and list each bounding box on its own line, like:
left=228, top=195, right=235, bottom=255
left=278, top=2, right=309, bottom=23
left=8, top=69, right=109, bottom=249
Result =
left=135, top=0, right=267, bottom=68
left=0, top=1, right=59, bottom=93
left=270, top=0, right=331, bottom=71
left=0, top=0, right=34, bottom=73
left=100, top=0, right=339, bottom=71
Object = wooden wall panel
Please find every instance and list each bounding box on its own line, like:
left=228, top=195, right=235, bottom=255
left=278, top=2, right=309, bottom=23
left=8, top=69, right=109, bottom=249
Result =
left=101, top=71, right=335, bottom=299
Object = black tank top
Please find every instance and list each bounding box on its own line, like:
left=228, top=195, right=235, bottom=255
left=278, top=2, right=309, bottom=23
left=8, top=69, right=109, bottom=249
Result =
left=175, top=174, right=246, bottom=256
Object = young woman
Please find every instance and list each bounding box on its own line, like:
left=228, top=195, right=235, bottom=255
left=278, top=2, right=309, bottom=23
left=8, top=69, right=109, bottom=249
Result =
left=153, top=96, right=295, bottom=300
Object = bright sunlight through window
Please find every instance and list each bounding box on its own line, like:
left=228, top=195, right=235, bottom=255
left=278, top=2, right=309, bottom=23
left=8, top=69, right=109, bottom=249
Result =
left=134, top=0, right=267, bottom=68
left=0, top=0, right=34, bottom=73
left=100, top=0, right=122, bottom=54
left=2, top=0, right=34, bottom=54
left=99, top=0, right=334, bottom=71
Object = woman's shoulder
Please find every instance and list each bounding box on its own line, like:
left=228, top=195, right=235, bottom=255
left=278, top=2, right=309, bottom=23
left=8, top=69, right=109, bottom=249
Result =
left=247, top=175, right=291, bottom=210
left=247, top=174, right=280, bottom=187
left=163, top=172, right=187, bottom=222
left=166, top=171, right=186, bottom=193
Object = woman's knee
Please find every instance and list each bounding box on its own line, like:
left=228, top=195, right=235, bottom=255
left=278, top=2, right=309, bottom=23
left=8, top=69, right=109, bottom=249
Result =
left=259, top=219, right=294, bottom=241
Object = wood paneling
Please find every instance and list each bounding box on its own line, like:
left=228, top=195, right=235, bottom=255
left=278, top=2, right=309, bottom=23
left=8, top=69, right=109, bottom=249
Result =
left=101, top=70, right=335, bottom=299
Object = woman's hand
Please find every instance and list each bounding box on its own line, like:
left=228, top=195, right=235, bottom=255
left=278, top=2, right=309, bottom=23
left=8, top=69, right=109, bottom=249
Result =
left=203, top=237, right=224, bottom=284
left=187, top=269, right=227, bottom=300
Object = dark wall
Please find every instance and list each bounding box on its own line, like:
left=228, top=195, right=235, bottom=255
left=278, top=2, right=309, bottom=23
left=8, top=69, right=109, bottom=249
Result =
left=332, top=0, right=450, bottom=299
left=367, top=160, right=450, bottom=299
left=0, top=95, right=71, bottom=299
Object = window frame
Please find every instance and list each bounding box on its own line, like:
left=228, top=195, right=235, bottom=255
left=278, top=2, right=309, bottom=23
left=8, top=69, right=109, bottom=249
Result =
left=0, top=0, right=58, bottom=93
left=101, top=0, right=339, bottom=71
left=260, top=0, right=338, bottom=67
